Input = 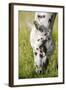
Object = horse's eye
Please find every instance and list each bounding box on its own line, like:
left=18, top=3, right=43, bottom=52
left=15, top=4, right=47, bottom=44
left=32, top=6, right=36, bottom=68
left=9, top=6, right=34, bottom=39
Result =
left=38, top=15, right=42, bottom=18
left=38, top=15, right=41, bottom=18
left=43, top=15, right=45, bottom=18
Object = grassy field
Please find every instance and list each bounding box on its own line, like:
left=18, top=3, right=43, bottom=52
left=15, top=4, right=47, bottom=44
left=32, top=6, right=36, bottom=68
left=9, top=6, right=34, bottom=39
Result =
left=18, top=11, right=58, bottom=79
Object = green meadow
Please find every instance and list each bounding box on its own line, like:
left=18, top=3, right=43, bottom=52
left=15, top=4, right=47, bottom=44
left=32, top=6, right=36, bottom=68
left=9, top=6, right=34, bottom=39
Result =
left=18, top=11, right=58, bottom=79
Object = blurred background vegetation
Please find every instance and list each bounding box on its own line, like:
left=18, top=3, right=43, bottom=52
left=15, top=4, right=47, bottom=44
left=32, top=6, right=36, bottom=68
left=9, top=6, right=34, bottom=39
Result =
left=18, top=11, right=58, bottom=79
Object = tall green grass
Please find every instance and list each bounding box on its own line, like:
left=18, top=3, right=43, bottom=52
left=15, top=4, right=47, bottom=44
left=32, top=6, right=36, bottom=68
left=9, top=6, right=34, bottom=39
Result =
left=18, top=11, right=58, bottom=79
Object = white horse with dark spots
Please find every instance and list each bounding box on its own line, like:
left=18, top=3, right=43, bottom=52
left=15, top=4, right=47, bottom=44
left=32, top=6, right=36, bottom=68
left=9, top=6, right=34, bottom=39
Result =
left=27, top=12, right=56, bottom=74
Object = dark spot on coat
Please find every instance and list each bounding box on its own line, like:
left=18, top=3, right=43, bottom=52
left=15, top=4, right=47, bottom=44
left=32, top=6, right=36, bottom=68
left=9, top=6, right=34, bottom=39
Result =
left=36, top=48, right=39, bottom=50
left=39, top=26, right=44, bottom=32
left=48, top=37, right=50, bottom=40
left=40, top=50, right=43, bottom=53
left=48, top=18, right=52, bottom=22
left=44, top=33, right=47, bottom=36
left=41, top=38, right=43, bottom=40
left=43, top=46, right=47, bottom=54
left=39, top=54, right=43, bottom=58
left=35, top=52, right=37, bottom=55
left=43, top=40, right=47, bottom=44
left=37, top=39, right=40, bottom=41
left=39, top=45, right=42, bottom=49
